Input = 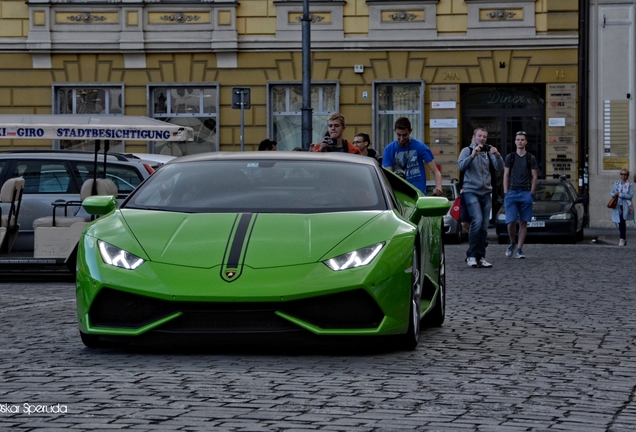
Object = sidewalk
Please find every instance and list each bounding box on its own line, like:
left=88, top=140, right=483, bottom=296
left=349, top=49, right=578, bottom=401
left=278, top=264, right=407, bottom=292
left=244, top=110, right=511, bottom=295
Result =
left=487, top=227, right=623, bottom=245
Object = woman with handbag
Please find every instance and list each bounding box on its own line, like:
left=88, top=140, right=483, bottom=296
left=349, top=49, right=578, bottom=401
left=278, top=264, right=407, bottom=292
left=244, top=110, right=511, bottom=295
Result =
left=610, top=169, right=634, bottom=245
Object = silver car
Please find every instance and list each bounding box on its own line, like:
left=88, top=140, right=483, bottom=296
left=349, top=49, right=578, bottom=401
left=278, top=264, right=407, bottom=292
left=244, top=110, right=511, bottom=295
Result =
left=426, top=179, right=464, bottom=243
left=0, top=151, right=152, bottom=252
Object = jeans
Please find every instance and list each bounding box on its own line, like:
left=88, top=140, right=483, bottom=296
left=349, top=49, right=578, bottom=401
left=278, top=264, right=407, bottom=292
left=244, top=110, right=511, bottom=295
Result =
left=464, top=192, right=492, bottom=260
left=618, top=210, right=626, bottom=240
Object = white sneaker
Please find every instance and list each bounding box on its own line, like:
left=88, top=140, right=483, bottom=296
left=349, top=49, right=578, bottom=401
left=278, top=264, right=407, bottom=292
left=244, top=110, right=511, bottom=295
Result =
left=479, top=258, right=493, bottom=268
left=467, top=257, right=478, bottom=267
left=619, top=239, right=626, bottom=246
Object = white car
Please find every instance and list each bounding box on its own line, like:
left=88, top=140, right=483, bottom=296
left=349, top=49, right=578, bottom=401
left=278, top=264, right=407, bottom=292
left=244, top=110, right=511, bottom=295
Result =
left=426, top=179, right=464, bottom=243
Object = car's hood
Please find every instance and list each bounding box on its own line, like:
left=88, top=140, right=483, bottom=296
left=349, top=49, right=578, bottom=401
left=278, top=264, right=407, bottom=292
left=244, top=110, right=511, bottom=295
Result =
left=118, top=210, right=383, bottom=268
left=532, top=201, right=572, bottom=215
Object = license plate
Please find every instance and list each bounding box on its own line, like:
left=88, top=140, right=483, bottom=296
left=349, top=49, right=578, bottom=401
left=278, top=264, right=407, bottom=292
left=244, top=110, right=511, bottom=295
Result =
left=527, top=221, right=545, bottom=227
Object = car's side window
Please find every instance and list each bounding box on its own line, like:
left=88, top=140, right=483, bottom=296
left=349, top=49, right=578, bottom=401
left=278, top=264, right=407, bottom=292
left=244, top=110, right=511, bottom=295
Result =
left=73, top=162, right=144, bottom=195
left=14, top=160, right=73, bottom=194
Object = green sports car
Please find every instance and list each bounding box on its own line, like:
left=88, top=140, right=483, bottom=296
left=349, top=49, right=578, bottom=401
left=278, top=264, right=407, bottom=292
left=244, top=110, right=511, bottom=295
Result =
left=76, top=152, right=450, bottom=349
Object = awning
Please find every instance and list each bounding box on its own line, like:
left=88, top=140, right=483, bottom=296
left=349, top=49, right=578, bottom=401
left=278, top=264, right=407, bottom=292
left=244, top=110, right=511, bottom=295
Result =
left=0, top=114, right=194, bottom=142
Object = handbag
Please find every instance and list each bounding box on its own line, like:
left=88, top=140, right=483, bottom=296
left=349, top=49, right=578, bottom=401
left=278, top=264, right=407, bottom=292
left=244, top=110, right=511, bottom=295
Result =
left=450, top=197, right=461, bottom=222
left=607, top=196, right=618, bottom=209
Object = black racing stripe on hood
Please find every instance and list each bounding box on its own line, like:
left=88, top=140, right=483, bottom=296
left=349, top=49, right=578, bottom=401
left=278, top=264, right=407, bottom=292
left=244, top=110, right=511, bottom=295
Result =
left=227, top=213, right=254, bottom=268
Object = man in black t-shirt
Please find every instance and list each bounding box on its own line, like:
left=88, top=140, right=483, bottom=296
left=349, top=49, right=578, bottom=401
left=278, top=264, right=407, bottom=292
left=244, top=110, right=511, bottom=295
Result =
left=503, top=131, right=538, bottom=259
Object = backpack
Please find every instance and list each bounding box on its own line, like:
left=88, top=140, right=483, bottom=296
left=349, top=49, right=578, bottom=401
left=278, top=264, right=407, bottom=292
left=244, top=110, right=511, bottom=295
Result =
left=508, top=151, right=534, bottom=188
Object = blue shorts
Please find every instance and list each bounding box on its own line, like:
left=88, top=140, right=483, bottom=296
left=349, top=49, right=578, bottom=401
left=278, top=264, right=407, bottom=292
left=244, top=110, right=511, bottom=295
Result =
left=504, top=190, right=533, bottom=224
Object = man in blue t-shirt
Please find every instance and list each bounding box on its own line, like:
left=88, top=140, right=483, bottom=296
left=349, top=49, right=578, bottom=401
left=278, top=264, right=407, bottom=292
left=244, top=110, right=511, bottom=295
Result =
left=382, top=117, right=442, bottom=195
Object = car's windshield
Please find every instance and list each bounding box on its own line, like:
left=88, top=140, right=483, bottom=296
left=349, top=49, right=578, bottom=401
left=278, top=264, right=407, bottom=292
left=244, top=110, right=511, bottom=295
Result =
left=534, top=184, right=570, bottom=202
left=124, top=159, right=387, bottom=213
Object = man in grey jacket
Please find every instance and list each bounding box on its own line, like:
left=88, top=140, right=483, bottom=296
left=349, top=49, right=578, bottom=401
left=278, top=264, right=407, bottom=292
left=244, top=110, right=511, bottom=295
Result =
left=457, top=128, right=504, bottom=268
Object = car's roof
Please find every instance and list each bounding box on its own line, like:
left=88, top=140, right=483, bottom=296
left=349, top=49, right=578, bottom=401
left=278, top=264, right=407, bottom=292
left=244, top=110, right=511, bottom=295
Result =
left=537, top=179, right=572, bottom=185
left=169, top=151, right=381, bottom=167
left=0, top=150, right=145, bottom=164
left=426, top=179, right=458, bottom=185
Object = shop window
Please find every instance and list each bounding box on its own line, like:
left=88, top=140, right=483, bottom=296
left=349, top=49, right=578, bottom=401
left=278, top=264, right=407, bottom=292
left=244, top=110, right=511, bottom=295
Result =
left=149, top=85, right=219, bottom=156
left=374, top=81, right=425, bottom=154
left=269, top=83, right=338, bottom=151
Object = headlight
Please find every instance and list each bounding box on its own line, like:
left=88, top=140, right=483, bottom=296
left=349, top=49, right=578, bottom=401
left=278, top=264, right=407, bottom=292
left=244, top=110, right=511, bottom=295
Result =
left=323, top=242, right=384, bottom=271
left=98, top=240, right=145, bottom=270
left=497, top=213, right=507, bottom=221
left=549, top=213, right=572, bottom=220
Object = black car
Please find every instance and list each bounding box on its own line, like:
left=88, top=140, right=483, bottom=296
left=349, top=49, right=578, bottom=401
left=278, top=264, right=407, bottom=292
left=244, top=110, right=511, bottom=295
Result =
left=496, top=178, right=586, bottom=244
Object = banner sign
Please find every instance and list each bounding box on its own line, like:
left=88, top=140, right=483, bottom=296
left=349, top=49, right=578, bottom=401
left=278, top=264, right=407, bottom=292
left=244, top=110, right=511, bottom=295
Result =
left=0, top=115, right=194, bottom=141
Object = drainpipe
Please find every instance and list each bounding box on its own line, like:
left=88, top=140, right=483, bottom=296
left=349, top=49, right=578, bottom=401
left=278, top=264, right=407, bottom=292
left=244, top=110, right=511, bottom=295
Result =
left=578, top=0, right=590, bottom=225
left=301, top=0, right=313, bottom=150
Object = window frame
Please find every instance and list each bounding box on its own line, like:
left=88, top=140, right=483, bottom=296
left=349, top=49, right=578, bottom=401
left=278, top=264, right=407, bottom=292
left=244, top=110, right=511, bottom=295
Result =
left=147, top=84, right=220, bottom=155
left=52, top=84, right=125, bottom=151
left=267, top=81, right=340, bottom=151
left=373, top=80, right=426, bottom=156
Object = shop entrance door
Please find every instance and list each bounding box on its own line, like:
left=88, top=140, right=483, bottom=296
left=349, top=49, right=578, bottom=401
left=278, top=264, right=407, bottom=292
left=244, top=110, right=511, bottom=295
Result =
left=461, top=85, right=546, bottom=221
left=461, top=113, right=545, bottom=176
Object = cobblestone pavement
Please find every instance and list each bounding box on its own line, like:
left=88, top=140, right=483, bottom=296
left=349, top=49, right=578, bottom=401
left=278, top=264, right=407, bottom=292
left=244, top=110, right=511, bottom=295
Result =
left=1, top=237, right=635, bottom=431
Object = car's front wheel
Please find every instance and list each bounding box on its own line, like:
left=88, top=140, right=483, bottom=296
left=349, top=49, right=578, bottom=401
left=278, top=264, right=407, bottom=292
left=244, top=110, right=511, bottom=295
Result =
left=398, top=246, right=422, bottom=350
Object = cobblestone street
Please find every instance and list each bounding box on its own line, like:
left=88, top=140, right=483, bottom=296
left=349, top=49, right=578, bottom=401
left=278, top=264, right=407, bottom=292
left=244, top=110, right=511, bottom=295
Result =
left=1, top=236, right=635, bottom=431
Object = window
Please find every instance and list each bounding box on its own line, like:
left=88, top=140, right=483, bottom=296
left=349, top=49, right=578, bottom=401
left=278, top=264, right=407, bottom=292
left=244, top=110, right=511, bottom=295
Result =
left=72, top=162, right=146, bottom=195
left=374, top=81, right=425, bottom=155
left=149, top=85, right=219, bottom=156
left=53, top=85, right=125, bottom=152
left=14, top=160, right=76, bottom=194
left=269, top=83, right=338, bottom=151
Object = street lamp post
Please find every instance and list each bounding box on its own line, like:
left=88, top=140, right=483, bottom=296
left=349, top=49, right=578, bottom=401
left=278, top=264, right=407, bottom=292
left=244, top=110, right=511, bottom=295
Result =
left=301, top=0, right=313, bottom=150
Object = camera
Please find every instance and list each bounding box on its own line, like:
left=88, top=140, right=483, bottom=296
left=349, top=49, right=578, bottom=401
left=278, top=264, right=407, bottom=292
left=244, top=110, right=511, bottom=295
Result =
left=396, top=171, right=407, bottom=180
left=480, top=144, right=491, bottom=152
left=326, top=138, right=336, bottom=146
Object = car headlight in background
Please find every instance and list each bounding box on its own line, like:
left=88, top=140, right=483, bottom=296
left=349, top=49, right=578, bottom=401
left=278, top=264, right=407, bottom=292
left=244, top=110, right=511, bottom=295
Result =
left=324, top=242, right=385, bottom=271
left=98, top=240, right=145, bottom=270
left=549, top=213, right=572, bottom=220
left=497, top=213, right=507, bottom=221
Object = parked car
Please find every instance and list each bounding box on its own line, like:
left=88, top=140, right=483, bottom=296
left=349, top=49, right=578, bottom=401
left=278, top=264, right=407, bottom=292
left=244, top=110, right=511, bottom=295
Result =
left=76, top=152, right=450, bottom=349
left=495, top=177, right=586, bottom=244
left=426, top=179, right=464, bottom=243
left=125, top=153, right=176, bottom=170
left=0, top=150, right=153, bottom=252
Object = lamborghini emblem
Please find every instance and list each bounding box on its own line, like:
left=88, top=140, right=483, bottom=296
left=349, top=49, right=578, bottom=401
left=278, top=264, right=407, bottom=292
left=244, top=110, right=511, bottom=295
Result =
left=220, top=213, right=258, bottom=283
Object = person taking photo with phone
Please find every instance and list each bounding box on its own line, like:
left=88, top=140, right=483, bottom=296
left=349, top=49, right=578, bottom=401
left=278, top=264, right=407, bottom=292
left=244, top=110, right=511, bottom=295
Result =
left=311, top=113, right=361, bottom=154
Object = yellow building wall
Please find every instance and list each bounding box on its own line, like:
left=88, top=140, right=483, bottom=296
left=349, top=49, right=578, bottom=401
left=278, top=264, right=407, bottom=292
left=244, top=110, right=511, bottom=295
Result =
left=230, top=0, right=576, bottom=36
left=0, top=48, right=578, bottom=157
left=0, top=0, right=29, bottom=37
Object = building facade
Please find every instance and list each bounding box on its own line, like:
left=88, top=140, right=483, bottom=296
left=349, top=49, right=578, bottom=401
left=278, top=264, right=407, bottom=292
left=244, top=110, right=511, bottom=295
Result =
left=1, top=0, right=584, bottom=213
left=588, top=0, right=635, bottom=228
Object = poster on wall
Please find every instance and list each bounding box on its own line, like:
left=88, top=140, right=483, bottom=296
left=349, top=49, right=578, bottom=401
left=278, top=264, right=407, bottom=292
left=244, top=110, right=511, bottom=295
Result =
left=546, top=84, right=577, bottom=180
left=429, top=85, right=458, bottom=179
left=602, top=99, right=630, bottom=171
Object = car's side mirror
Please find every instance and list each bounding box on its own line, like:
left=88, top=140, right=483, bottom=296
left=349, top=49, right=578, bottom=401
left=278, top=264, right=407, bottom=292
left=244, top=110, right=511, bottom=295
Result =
left=82, top=195, right=117, bottom=216
left=411, top=196, right=451, bottom=222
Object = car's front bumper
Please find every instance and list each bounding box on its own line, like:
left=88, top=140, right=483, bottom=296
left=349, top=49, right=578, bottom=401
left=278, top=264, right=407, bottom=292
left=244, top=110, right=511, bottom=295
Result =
left=76, top=234, right=417, bottom=341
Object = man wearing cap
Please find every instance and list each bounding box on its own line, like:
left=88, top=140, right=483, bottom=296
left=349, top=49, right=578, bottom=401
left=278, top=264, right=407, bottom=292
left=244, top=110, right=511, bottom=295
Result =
left=258, top=139, right=277, bottom=151
left=503, top=131, right=538, bottom=259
